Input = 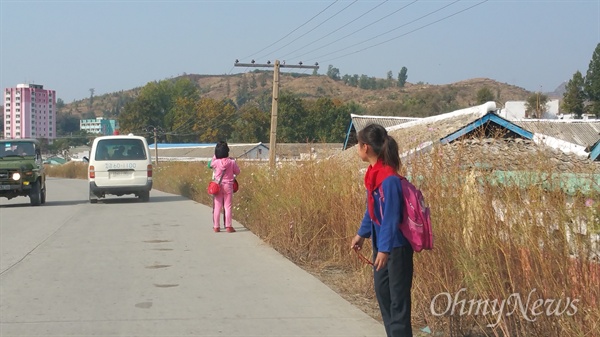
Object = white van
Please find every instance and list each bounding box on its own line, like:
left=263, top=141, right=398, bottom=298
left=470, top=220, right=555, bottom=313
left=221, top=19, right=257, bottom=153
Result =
left=88, top=134, right=153, bottom=203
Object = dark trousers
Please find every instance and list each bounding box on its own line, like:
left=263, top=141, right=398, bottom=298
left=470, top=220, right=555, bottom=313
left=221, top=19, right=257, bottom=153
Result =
left=374, top=245, right=414, bottom=337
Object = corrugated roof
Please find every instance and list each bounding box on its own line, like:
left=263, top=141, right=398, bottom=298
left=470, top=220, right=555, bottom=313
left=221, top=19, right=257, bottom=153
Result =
left=512, top=120, right=600, bottom=148
left=350, top=114, right=419, bottom=133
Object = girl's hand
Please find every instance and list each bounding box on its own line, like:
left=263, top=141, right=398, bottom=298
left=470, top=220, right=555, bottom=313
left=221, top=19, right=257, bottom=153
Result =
left=350, top=235, right=365, bottom=251
left=374, top=252, right=389, bottom=271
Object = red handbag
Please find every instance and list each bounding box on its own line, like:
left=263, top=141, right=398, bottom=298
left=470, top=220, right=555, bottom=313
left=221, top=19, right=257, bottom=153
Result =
left=233, top=178, right=239, bottom=193
left=208, top=172, right=224, bottom=195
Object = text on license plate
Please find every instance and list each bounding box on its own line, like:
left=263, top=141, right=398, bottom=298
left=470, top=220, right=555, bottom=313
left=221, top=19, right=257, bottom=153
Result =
left=0, top=185, right=11, bottom=190
left=110, top=171, right=132, bottom=178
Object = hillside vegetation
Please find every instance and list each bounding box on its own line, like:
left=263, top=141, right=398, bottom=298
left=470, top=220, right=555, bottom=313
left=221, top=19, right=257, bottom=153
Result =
left=61, top=73, right=532, bottom=120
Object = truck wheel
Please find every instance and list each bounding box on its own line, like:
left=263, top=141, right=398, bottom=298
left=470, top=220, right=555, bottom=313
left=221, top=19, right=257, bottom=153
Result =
left=139, top=191, right=150, bottom=202
left=41, top=183, right=46, bottom=204
left=89, top=187, right=98, bottom=204
left=30, top=181, right=42, bottom=206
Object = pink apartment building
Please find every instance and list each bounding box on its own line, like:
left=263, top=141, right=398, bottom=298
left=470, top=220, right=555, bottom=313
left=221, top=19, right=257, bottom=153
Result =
left=3, top=84, right=56, bottom=140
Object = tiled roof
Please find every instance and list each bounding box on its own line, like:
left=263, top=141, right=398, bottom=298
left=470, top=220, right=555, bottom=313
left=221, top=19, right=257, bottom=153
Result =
left=386, top=103, right=497, bottom=152
left=350, top=114, right=419, bottom=133
left=512, top=119, right=600, bottom=148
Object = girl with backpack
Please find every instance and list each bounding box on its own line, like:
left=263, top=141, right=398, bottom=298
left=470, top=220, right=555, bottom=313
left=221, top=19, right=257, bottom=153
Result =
left=350, top=124, right=414, bottom=337
left=209, top=141, right=240, bottom=233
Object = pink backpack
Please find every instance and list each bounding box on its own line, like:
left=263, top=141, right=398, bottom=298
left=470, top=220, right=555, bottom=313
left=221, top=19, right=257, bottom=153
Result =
left=398, top=177, right=433, bottom=252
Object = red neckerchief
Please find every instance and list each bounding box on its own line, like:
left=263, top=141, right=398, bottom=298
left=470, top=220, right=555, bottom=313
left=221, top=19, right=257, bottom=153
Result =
left=364, top=159, right=398, bottom=224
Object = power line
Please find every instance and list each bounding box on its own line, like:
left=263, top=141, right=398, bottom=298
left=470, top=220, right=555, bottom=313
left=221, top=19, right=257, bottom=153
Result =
left=321, top=0, right=490, bottom=63
left=242, top=0, right=339, bottom=61
left=280, top=0, right=389, bottom=60
left=310, top=0, right=460, bottom=62
left=258, top=0, right=359, bottom=61
left=289, top=0, right=419, bottom=60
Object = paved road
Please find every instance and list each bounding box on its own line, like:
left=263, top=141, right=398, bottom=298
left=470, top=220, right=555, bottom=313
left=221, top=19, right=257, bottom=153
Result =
left=0, top=178, right=385, bottom=336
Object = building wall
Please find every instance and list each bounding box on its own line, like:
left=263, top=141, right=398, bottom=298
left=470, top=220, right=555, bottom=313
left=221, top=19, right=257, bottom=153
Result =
left=238, top=146, right=269, bottom=160
left=3, top=84, right=56, bottom=139
left=80, top=117, right=118, bottom=135
left=499, top=99, right=560, bottom=120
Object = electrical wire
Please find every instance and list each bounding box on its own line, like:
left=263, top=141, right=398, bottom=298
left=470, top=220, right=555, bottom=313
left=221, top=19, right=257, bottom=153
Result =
left=279, top=0, right=389, bottom=60
left=321, top=0, right=489, bottom=63
left=257, top=0, right=359, bottom=61
left=242, top=0, right=339, bottom=61
left=290, top=0, right=419, bottom=61
left=310, top=0, right=461, bottom=62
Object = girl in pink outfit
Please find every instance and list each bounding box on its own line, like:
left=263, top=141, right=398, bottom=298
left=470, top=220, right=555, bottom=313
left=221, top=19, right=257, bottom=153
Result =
left=210, top=141, right=240, bottom=233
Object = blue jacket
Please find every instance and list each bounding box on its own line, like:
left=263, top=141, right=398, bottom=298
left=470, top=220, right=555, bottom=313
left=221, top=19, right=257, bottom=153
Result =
left=357, top=175, right=408, bottom=253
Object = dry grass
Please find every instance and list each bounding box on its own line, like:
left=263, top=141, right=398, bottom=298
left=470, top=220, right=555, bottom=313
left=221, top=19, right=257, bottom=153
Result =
left=46, top=150, right=600, bottom=337
left=44, top=162, right=88, bottom=179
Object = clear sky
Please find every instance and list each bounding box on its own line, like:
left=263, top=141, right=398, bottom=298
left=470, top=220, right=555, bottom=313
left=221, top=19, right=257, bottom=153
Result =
left=1, top=0, right=598, bottom=103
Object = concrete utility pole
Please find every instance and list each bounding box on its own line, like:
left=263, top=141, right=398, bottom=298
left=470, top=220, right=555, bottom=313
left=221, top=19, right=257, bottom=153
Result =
left=234, top=59, right=319, bottom=168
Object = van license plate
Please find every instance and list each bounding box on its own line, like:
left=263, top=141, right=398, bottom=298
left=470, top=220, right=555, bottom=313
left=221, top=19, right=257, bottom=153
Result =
left=0, top=185, right=11, bottom=190
left=110, top=171, right=132, bottom=178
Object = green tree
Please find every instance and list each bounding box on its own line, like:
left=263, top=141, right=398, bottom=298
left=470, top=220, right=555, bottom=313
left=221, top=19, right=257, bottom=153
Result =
left=387, top=70, right=393, bottom=81
left=475, top=87, right=495, bottom=104
left=278, top=92, right=310, bottom=142
left=358, top=75, right=370, bottom=89
left=56, top=112, right=81, bottom=135
left=305, top=98, right=353, bottom=142
left=562, top=71, right=585, bottom=118
left=525, top=92, right=549, bottom=119
left=236, top=76, right=250, bottom=107
left=230, top=105, right=270, bottom=143
left=584, top=43, right=600, bottom=117
left=326, top=65, right=340, bottom=81
left=118, top=78, right=199, bottom=136
left=56, top=98, right=65, bottom=110
left=398, top=67, right=408, bottom=88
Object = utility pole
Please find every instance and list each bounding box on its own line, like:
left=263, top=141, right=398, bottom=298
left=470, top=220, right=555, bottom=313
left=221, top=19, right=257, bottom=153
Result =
left=154, top=128, right=158, bottom=166
left=146, top=125, right=162, bottom=166
left=234, top=59, right=318, bottom=168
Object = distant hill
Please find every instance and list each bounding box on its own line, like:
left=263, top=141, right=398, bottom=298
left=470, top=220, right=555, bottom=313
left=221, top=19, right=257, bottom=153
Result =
left=547, top=81, right=567, bottom=99
left=59, top=73, right=534, bottom=119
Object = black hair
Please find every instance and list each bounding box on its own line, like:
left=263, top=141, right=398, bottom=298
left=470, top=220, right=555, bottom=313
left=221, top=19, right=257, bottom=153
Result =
left=214, top=141, right=230, bottom=159
left=357, top=124, right=401, bottom=171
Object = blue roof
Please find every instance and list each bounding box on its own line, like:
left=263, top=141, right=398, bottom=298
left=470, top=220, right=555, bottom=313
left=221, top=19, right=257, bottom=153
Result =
left=590, top=140, right=600, bottom=161
left=147, top=143, right=216, bottom=149
left=440, top=113, right=533, bottom=144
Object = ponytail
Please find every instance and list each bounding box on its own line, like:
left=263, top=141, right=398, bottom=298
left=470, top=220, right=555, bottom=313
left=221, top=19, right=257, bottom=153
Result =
left=382, top=135, right=400, bottom=171
left=357, top=124, right=402, bottom=171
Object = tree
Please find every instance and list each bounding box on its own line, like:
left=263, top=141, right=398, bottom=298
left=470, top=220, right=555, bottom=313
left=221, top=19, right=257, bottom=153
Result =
left=475, top=87, right=495, bottom=104
left=56, top=98, right=65, bottom=110
left=230, top=105, right=270, bottom=142
left=562, top=71, right=585, bottom=118
left=326, top=65, right=340, bottom=81
left=118, top=78, right=199, bottom=135
left=236, top=76, right=250, bottom=107
left=278, top=92, right=310, bottom=142
left=584, top=43, right=600, bottom=117
left=525, top=92, right=549, bottom=119
left=387, top=71, right=393, bottom=81
left=56, top=112, right=80, bottom=135
left=398, top=67, right=408, bottom=88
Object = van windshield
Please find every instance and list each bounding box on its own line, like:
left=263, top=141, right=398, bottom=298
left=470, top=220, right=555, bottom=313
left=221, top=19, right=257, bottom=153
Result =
left=95, top=139, right=147, bottom=161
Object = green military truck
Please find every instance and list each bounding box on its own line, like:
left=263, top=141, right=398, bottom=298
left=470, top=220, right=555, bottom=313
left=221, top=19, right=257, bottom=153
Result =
left=0, top=139, right=47, bottom=206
